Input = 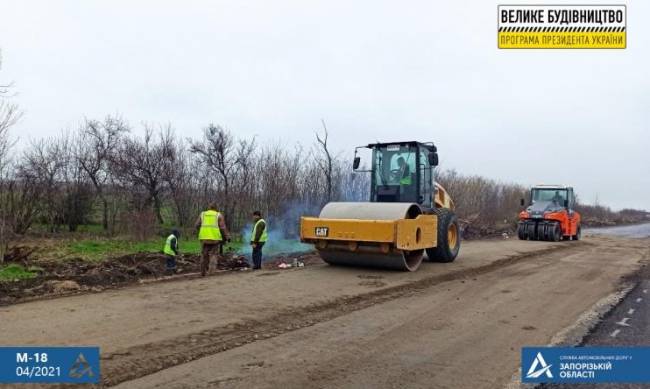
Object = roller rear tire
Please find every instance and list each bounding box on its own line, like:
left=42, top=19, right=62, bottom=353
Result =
left=426, top=208, right=461, bottom=263
left=573, top=224, right=581, bottom=241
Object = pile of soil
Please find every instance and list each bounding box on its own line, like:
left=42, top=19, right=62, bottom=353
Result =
left=1, top=246, right=37, bottom=263
left=0, top=251, right=251, bottom=305
left=0, top=249, right=320, bottom=305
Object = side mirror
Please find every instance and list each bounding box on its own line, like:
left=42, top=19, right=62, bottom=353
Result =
left=428, top=153, right=439, bottom=166
left=564, top=199, right=569, bottom=208
left=353, top=157, right=360, bottom=170
left=520, top=198, right=525, bottom=207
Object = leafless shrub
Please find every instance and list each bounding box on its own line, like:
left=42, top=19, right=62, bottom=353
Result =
left=437, top=169, right=527, bottom=237
left=120, top=209, right=157, bottom=241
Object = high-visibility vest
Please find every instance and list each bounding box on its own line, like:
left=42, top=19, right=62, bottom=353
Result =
left=198, top=210, right=223, bottom=241
left=251, top=219, right=268, bottom=243
left=400, top=175, right=412, bottom=185
left=400, top=165, right=412, bottom=185
left=164, top=234, right=177, bottom=256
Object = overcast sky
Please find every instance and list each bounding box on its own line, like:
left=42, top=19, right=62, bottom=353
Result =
left=0, top=0, right=648, bottom=210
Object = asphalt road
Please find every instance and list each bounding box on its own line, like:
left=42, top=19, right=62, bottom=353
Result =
left=544, top=267, right=650, bottom=389
left=542, top=223, right=650, bottom=389
left=585, top=223, right=650, bottom=239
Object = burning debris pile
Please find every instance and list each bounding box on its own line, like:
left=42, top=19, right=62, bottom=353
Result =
left=216, top=253, right=251, bottom=270
left=264, top=253, right=322, bottom=269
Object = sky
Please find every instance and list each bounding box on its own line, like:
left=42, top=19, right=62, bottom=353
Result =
left=0, top=0, right=648, bottom=210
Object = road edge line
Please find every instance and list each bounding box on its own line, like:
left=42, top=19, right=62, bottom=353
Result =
left=503, top=283, right=635, bottom=389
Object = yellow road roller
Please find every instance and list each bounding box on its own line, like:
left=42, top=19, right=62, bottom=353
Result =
left=300, top=141, right=460, bottom=271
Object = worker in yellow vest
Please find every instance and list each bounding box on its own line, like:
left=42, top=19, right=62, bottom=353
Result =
left=194, top=203, right=230, bottom=276
left=250, top=210, right=268, bottom=270
left=163, top=228, right=180, bottom=275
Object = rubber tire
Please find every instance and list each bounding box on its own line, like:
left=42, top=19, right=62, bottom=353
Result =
left=527, top=222, right=536, bottom=241
left=537, top=222, right=551, bottom=241
left=573, top=224, right=581, bottom=241
left=552, top=222, right=562, bottom=242
left=536, top=223, right=544, bottom=241
left=517, top=222, right=526, bottom=240
left=426, top=208, right=461, bottom=263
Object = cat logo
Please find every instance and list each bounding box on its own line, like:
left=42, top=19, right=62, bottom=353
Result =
left=69, top=353, right=94, bottom=379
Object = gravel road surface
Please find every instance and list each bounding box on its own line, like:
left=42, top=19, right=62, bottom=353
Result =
left=1, top=229, right=648, bottom=388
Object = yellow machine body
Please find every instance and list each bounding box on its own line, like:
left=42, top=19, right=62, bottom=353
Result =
left=301, top=214, right=437, bottom=252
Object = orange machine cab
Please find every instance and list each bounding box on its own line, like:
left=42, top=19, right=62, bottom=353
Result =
left=517, top=185, right=582, bottom=242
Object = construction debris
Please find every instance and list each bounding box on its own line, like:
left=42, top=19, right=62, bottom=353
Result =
left=48, top=280, right=81, bottom=293
left=2, top=246, right=37, bottom=264
left=217, top=254, right=250, bottom=270
left=275, top=260, right=305, bottom=269
left=0, top=250, right=319, bottom=305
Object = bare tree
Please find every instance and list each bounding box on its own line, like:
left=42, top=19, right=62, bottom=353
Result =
left=21, top=137, right=69, bottom=231
left=112, top=125, right=170, bottom=225
left=190, top=124, right=256, bottom=229
left=0, top=49, right=14, bottom=97
left=161, top=127, right=198, bottom=227
left=315, top=119, right=333, bottom=203
left=61, top=133, right=93, bottom=231
left=0, top=103, right=21, bottom=165
left=0, top=119, right=14, bottom=261
left=2, top=168, right=40, bottom=235
left=0, top=49, right=21, bottom=163
left=230, top=137, right=257, bottom=227
left=0, top=52, right=23, bottom=261
left=77, top=115, right=128, bottom=231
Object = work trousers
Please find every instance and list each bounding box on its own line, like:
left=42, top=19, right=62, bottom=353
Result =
left=252, top=242, right=265, bottom=270
left=201, top=242, right=222, bottom=276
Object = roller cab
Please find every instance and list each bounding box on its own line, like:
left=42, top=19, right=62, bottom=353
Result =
left=300, top=141, right=461, bottom=271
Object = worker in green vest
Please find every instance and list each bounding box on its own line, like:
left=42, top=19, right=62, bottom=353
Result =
left=194, top=203, right=230, bottom=276
left=163, top=228, right=180, bottom=275
left=250, top=211, right=268, bottom=270
left=397, top=156, right=412, bottom=185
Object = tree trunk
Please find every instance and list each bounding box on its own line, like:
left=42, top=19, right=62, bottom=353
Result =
left=222, top=176, right=232, bottom=230
left=101, top=196, right=109, bottom=231
left=153, top=194, right=164, bottom=225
